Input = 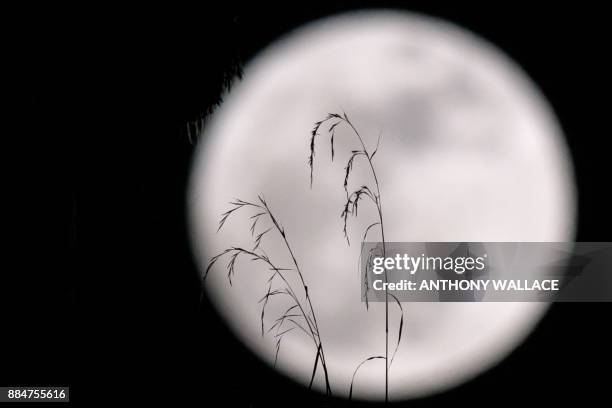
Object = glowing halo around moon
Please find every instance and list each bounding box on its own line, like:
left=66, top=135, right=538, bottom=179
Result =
left=189, top=10, right=576, bottom=401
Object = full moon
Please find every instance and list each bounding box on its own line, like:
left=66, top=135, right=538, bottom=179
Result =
left=189, top=10, right=576, bottom=401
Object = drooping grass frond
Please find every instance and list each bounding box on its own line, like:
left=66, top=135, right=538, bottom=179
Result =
left=348, top=356, right=386, bottom=401
left=309, top=113, right=345, bottom=187
left=329, top=121, right=341, bottom=161
left=362, top=222, right=381, bottom=242
left=340, top=186, right=378, bottom=245
left=249, top=212, right=266, bottom=235
left=203, top=248, right=233, bottom=281
left=309, top=121, right=322, bottom=187
left=226, top=251, right=240, bottom=285
left=343, top=150, right=366, bottom=196
left=387, top=293, right=404, bottom=368
left=253, top=227, right=272, bottom=250
left=217, top=199, right=261, bottom=232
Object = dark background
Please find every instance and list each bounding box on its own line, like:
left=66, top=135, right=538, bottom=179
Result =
left=8, top=2, right=611, bottom=406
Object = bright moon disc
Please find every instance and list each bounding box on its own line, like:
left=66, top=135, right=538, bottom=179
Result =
left=189, top=10, right=576, bottom=401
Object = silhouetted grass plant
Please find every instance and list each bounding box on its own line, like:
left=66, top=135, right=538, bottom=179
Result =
left=205, top=195, right=332, bottom=396
left=310, top=112, right=404, bottom=403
